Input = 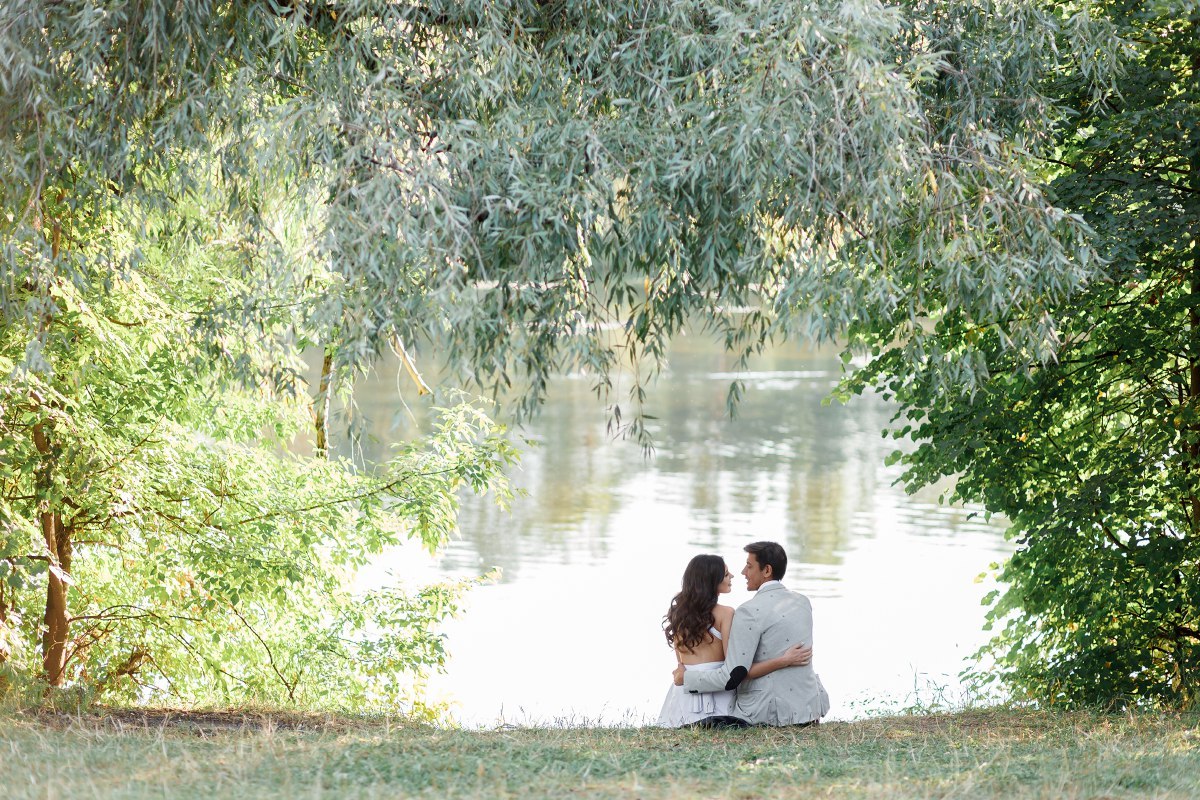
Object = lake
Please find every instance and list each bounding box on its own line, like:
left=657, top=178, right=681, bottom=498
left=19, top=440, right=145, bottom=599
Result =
left=345, top=335, right=1010, bottom=726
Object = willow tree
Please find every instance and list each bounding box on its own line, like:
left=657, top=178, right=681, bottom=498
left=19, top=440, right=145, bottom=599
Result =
left=3, top=0, right=1115, bottom=702
left=314, top=0, right=1111, bottom=431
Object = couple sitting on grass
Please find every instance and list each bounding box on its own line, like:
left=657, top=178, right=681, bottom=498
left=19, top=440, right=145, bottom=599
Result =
left=657, top=541, right=830, bottom=728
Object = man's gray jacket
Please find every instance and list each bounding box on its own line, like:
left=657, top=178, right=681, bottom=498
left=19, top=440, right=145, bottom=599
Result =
left=682, top=581, right=830, bottom=725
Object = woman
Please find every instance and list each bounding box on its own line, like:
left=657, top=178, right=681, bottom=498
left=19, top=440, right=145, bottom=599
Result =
left=655, top=554, right=807, bottom=727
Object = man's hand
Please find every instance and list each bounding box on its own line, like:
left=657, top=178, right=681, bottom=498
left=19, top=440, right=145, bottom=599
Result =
left=781, top=642, right=812, bottom=667
left=672, top=662, right=686, bottom=686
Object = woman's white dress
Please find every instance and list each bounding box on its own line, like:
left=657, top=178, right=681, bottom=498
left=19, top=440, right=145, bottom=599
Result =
left=655, top=627, right=735, bottom=727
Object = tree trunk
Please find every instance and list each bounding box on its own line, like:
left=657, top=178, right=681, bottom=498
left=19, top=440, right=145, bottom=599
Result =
left=1181, top=17, right=1200, bottom=708
left=0, top=582, right=10, bottom=693
left=33, top=421, right=71, bottom=687
left=315, top=348, right=333, bottom=458
left=1189, top=21, right=1200, bottom=538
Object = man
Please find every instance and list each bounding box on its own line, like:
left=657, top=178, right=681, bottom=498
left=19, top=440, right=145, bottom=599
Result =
left=674, top=541, right=830, bottom=726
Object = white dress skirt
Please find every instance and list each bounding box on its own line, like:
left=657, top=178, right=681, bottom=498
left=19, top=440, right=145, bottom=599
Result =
left=655, top=661, right=735, bottom=727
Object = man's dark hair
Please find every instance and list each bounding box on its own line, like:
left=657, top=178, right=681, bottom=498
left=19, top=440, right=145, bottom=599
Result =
left=744, top=541, right=787, bottom=581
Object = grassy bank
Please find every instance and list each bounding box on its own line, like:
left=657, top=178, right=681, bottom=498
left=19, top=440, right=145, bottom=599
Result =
left=4, top=708, right=1198, bottom=799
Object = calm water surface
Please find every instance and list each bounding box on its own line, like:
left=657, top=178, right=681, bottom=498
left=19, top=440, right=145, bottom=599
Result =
left=348, top=336, right=1010, bottom=725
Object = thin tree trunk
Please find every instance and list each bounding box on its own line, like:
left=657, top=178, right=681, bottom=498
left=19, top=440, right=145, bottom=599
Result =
left=315, top=348, right=333, bottom=458
left=1191, top=229, right=1199, bottom=532
left=34, top=194, right=71, bottom=688
left=0, top=582, right=10, bottom=692
left=1190, top=28, right=1200, bottom=535
left=1181, top=19, right=1200, bottom=707
left=33, top=421, right=71, bottom=687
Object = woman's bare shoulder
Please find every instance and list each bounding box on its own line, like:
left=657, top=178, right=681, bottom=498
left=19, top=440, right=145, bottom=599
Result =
left=714, top=604, right=735, bottom=621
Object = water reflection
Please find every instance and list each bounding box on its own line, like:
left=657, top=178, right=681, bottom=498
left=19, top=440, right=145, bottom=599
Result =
left=334, top=335, right=1010, bottom=724
left=434, top=339, right=905, bottom=582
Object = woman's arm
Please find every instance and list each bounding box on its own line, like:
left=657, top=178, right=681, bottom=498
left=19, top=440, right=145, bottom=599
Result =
left=746, top=642, right=812, bottom=679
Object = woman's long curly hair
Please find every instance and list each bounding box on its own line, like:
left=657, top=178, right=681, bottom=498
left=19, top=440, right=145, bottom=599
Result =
left=663, top=554, right=726, bottom=651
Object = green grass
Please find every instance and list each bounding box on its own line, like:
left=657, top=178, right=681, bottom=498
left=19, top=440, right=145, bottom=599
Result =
left=3, top=708, right=1199, bottom=798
